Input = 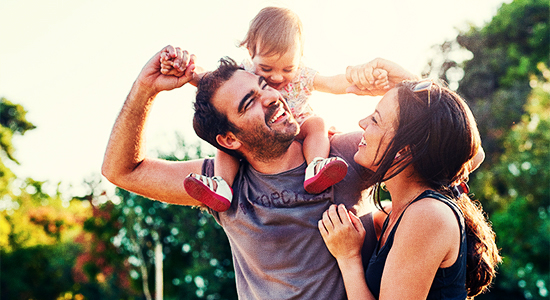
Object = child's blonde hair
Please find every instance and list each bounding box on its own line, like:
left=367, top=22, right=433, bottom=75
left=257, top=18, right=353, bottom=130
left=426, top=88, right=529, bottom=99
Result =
left=239, top=7, right=304, bottom=59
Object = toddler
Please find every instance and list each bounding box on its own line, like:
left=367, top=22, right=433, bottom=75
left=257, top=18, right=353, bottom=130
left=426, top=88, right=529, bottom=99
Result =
left=161, top=7, right=388, bottom=212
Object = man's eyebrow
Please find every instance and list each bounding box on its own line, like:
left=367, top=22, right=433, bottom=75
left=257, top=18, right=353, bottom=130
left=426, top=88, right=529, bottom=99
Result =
left=237, top=76, right=266, bottom=113
left=238, top=90, right=254, bottom=113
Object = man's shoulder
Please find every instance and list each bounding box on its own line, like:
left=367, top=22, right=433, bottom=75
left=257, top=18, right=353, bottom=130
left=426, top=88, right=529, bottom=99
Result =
left=329, top=131, right=372, bottom=185
left=329, top=131, right=362, bottom=155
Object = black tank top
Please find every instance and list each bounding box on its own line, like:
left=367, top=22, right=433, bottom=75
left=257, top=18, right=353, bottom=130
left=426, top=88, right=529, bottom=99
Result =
left=365, top=190, right=468, bottom=300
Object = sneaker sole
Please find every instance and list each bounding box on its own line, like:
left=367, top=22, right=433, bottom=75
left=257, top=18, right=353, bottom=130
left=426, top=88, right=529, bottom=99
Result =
left=184, top=176, right=231, bottom=212
left=304, top=160, right=348, bottom=194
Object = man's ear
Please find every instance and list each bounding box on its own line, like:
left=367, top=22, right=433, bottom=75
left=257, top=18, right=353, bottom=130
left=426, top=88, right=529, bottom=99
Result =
left=216, top=132, right=242, bottom=150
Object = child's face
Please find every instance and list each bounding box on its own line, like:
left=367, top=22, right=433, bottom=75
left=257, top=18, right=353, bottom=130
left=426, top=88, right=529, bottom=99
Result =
left=250, top=43, right=301, bottom=91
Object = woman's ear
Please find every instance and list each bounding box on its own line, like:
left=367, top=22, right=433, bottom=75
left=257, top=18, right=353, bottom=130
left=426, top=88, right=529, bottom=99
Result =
left=394, top=146, right=411, bottom=161
left=216, top=132, right=242, bottom=150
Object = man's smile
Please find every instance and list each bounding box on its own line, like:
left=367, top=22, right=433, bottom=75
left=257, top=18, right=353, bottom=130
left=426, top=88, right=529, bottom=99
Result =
left=268, top=106, right=287, bottom=125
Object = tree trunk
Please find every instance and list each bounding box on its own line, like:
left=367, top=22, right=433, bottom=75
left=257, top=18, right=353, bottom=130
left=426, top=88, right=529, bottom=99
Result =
left=154, top=237, right=163, bottom=300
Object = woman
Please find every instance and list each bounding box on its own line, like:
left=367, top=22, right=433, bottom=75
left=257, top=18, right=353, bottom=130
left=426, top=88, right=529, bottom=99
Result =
left=318, top=79, right=501, bottom=299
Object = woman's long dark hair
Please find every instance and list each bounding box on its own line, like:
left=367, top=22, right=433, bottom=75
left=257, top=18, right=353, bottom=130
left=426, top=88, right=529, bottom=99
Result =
left=367, top=81, right=501, bottom=297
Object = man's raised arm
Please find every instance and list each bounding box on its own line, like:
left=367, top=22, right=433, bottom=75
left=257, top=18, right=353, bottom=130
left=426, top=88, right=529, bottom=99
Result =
left=102, top=46, right=204, bottom=206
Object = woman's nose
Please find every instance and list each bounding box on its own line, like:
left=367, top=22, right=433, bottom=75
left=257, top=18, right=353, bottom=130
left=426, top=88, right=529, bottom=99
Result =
left=358, top=117, right=368, bottom=129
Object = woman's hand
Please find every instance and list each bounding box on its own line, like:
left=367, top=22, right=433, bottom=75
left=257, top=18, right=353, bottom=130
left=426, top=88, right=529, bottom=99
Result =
left=319, top=204, right=366, bottom=260
left=346, top=58, right=420, bottom=96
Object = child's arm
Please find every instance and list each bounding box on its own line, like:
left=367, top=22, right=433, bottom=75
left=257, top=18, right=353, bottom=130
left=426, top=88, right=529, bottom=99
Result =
left=313, top=74, right=353, bottom=94
left=312, top=65, right=392, bottom=95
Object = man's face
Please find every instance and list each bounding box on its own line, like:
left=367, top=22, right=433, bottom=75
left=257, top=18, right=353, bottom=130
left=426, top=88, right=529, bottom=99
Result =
left=212, top=70, right=300, bottom=161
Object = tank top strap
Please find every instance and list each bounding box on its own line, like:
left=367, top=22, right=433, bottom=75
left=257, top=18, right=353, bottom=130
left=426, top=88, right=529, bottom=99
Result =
left=381, top=190, right=464, bottom=243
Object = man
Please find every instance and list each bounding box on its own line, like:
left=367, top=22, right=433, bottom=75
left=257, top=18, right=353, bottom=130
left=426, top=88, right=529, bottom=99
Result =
left=102, top=45, right=412, bottom=299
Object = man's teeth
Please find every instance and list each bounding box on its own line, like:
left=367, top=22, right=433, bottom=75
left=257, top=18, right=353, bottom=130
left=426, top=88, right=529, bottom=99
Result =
left=269, top=108, right=285, bottom=124
left=359, top=137, right=367, bottom=146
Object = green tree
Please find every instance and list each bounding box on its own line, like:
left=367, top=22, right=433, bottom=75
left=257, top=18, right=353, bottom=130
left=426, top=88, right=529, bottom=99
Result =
left=425, top=0, right=549, bottom=162
left=85, top=137, right=237, bottom=299
left=474, top=66, right=549, bottom=300
left=71, top=177, right=139, bottom=299
left=0, top=98, right=91, bottom=299
left=423, top=1, right=550, bottom=299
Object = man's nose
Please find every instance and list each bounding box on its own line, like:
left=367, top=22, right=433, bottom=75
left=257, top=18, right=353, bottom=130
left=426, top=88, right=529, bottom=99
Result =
left=261, top=90, right=279, bottom=107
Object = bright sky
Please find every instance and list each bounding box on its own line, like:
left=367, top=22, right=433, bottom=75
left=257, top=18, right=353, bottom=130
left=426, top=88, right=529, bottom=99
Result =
left=0, top=0, right=507, bottom=196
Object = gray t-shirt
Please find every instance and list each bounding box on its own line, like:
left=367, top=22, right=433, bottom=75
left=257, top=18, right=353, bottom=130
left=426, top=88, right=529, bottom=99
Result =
left=203, top=131, right=376, bottom=299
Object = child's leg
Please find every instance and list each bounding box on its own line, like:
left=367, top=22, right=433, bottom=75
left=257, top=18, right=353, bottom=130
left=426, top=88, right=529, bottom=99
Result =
left=183, top=150, right=239, bottom=212
left=301, top=116, right=348, bottom=194
left=214, top=149, right=239, bottom=186
left=299, top=116, right=330, bottom=164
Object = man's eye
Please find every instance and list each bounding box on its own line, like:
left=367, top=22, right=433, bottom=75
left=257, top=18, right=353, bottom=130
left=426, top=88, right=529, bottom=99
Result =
left=245, top=98, right=254, bottom=110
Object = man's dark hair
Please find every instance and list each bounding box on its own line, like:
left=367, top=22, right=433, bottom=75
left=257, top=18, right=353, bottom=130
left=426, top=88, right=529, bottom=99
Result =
left=193, top=57, right=244, bottom=159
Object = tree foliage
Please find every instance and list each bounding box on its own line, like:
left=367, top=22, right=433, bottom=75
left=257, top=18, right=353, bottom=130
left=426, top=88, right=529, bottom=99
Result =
left=0, top=97, right=36, bottom=164
left=474, top=66, right=550, bottom=300
left=425, top=1, right=549, bottom=299
left=0, top=97, right=92, bottom=299
left=426, top=0, right=549, bottom=162
left=82, top=138, right=237, bottom=299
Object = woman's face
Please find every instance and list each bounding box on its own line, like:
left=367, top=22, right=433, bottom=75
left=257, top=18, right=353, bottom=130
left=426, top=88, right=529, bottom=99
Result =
left=354, top=89, right=399, bottom=170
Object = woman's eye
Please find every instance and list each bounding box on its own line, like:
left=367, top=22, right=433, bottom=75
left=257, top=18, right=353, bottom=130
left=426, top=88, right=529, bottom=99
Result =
left=261, top=68, right=272, bottom=72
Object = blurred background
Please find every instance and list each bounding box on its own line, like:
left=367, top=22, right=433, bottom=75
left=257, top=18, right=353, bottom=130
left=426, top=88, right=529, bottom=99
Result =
left=1, top=0, right=548, bottom=299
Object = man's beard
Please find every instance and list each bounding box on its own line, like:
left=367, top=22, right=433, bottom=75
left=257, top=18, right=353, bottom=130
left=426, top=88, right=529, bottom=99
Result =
left=235, top=120, right=299, bottom=163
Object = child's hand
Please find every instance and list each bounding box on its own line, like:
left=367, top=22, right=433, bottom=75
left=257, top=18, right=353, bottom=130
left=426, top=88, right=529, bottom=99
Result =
left=373, top=68, right=390, bottom=91
left=346, top=58, right=419, bottom=96
left=346, top=63, right=390, bottom=96
left=328, top=126, right=342, bottom=138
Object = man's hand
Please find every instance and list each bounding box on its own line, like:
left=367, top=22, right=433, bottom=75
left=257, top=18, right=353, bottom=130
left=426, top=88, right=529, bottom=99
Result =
left=346, top=58, right=420, bottom=96
left=136, top=45, right=196, bottom=97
